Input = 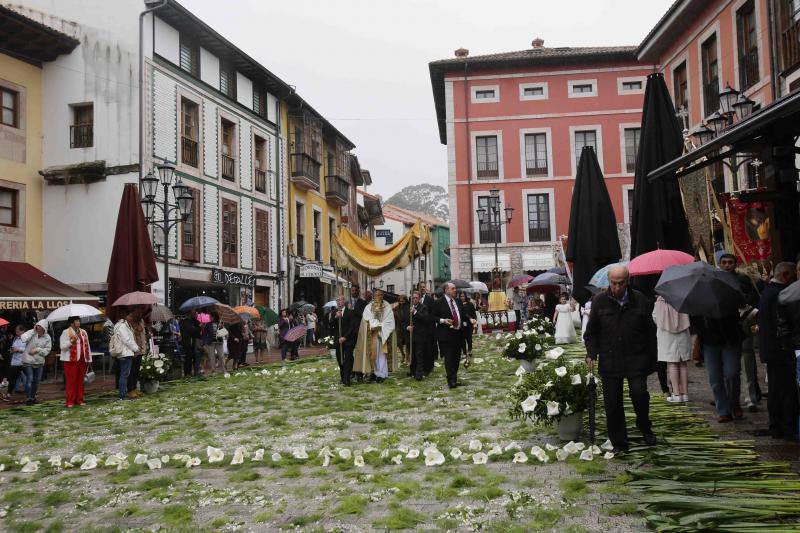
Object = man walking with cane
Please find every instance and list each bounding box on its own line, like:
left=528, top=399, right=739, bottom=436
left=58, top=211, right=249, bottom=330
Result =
left=431, top=282, right=465, bottom=389
left=329, top=295, right=358, bottom=386
left=584, top=265, right=657, bottom=453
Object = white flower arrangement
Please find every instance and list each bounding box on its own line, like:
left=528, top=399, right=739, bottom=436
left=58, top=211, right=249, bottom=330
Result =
left=140, top=352, right=172, bottom=382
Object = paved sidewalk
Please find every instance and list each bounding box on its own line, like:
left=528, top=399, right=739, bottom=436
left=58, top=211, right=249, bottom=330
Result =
left=0, top=345, right=329, bottom=409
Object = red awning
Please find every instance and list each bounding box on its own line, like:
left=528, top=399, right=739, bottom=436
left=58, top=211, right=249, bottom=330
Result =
left=0, top=261, right=98, bottom=312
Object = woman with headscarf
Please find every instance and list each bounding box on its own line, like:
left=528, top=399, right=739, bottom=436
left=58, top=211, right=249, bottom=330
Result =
left=653, top=296, right=692, bottom=402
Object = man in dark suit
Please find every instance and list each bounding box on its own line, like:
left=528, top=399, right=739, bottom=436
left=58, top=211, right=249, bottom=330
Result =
left=349, top=284, right=367, bottom=318
left=417, top=281, right=438, bottom=375
left=407, top=290, right=434, bottom=380
left=431, top=282, right=465, bottom=389
left=418, top=281, right=434, bottom=308
left=329, top=295, right=359, bottom=386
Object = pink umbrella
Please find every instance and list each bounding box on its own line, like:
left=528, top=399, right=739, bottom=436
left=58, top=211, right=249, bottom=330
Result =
left=197, top=312, right=212, bottom=324
left=112, top=291, right=159, bottom=307
left=283, top=324, right=307, bottom=343
left=629, top=249, right=694, bottom=276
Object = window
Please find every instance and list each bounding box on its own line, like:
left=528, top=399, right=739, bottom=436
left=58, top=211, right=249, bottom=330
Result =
left=622, top=81, right=642, bottom=91
left=253, top=87, right=266, bottom=118
left=475, top=89, right=495, bottom=99
left=180, top=98, right=198, bottom=167
left=520, top=83, right=547, bottom=100
left=313, top=211, right=322, bottom=262
left=524, top=86, right=543, bottom=97
left=181, top=188, right=200, bottom=262
left=255, top=209, right=269, bottom=272
left=573, top=130, right=597, bottom=170
left=220, top=68, right=236, bottom=99
left=1, top=88, right=18, bottom=128
left=573, top=84, right=593, bottom=93
left=254, top=136, right=267, bottom=192
left=623, top=128, right=640, bottom=174
left=220, top=118, right=236, bottom=181
left=737, top=1, right=759, bottom=90
left=295, top=202, right=305, bottom=258
left=471, top=85, right=499, bottom=103
left=221, top=199, right=238, bottom=267
left=386, top=284, right=395, bottom=294
left=329, top=217, right=336, bottom=265
left=527, top=193, right=551, bottom=242
left=477, top=196, right=501, bottom=244
left=627, top=188, right=635, bottom=223
left=701, top=34, right=720, bottom=116
left=524, top=133, right=548, bottom=176
left=476, top=135, right=499, bottom=178
left=179, top=36, right=198, bottom=76
left=673, top=61, right=689, bottom=112
left=70, top=104, right=93, bottom=148
left=0, top=187, right=17, bottom=227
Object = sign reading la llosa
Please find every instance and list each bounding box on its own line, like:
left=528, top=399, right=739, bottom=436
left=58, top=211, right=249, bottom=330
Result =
left=0, top=299, right=83, bottom=311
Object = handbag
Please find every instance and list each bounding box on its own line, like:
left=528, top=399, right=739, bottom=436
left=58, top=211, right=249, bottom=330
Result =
left=84, top=364, right=96, bottom=385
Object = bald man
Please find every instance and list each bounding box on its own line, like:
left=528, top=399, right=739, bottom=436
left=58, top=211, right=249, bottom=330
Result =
left=584, top=265, right=658, bottom=453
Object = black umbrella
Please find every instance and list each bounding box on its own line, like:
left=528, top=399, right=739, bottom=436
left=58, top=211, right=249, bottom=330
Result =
left=630, top=73, right=692, bottom=293
left=449, top=279, right=471, bottom=289
left=565, top=146, right=621, bottom=305
left=655, top=262, right=743, bottom=318
left=288, top=300, right=309, bottom=312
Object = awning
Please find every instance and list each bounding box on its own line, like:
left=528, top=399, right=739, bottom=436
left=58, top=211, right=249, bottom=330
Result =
left=522, top=250, right=557, bottom=270
left=473, top=253, right=510, bottom=273
left=0, top=261, right=98, bottom=311
left=648, top=89, right=800, bottom=182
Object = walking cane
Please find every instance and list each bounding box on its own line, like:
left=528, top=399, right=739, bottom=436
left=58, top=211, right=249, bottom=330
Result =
left=588, top=358, right=597, bottom=444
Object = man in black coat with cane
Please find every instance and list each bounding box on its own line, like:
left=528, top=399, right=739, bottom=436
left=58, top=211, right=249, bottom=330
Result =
left=584, top=265, right=657, bottom=453
left=329, top=295, right=358, bottom=386
left=407, top=290, right=434, bottom=380
left=431, top=282, right=466, bottom=389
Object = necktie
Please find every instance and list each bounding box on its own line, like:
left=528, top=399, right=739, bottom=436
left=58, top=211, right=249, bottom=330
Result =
left=449, top=298, right=459, bottom=329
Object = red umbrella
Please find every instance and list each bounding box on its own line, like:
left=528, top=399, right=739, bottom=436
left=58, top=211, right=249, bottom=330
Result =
left=629, top=249, right=694, bottom=276
left=106, top=184, right=159, bottom=321
left=283, top=324, right=307, bottom=343
left=508, top=274, right=533, bottom=288
left=112, top=291, right=159, bottom=307
left=0, top=318, right=9, bottom=327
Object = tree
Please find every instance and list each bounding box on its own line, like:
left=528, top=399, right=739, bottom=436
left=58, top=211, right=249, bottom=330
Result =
left=385, top=184, right=449, bottom=222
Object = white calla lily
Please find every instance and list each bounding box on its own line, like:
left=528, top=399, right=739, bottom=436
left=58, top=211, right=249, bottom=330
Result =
left=472, top=452, right=488, bottom=465
left=186, top=457, right=201, bottom=468
left=574, top=442, right=586, bottom=451
left=449, top=447, right=463, bottom=460
left=338, top=448, right=352, bottom=460
left=515, top=366, right=526, bottom=377
left=406, top=449, right=420, bottom=459
left=603, top=451, right=615, bottom=460
left=504, top=442, right=521, bottom=452
left=271, top=452, right=282, bottom=462
left=487, top=445, right=502, bottom=456
left=579, top=449, right=594, bottom=461
left=555, top=449, right=569, bottom=461
left=554, top=366, right=567, bottom=377
left=571, top=374, right=582, bottom=385
left=206, top=446, right=224, bottom=463
left=253, top=449, right=265, bottom=461
left=512, top=451, right=528, bottom=464
left=161, top=455, right=170, bottom=464
left=146, top=458, right=162, bottom=470
left=424, top=450, right=445, bottom=466
left=546, top=401, right=560, bottom=416
left=545, top=347, right=564, bottom=359
left=545, top=443, right=558, bottom=451
left=518, top=343, right=526, bottom=353
left=48, top=455, right=62, bottom=468
left=591, top=445, right=602, bottom=455
left=354, top=455, right=365, bottom=467
left=291, top=446, right=308, bottom=460
left=391, top=454, right=403, bottom=465
left=521, top=395, right=539, bottom=413
left=80, top=455, right=98, bottom=470
left=601, top=439, right=614, bottom=451
left=21, top=461, right=39, bottom=473
left=468, top=439, right=482, bottom=451
left=563, top=441, right=579, bottom=454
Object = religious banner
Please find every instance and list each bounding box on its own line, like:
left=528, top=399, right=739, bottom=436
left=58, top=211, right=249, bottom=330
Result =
left=723, top=194, right=772, bottom=262
left=678, top=168, right=714, bottom=262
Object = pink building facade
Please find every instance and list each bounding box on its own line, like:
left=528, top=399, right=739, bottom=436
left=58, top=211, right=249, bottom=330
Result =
left=430, top=43, right=654, bottom=281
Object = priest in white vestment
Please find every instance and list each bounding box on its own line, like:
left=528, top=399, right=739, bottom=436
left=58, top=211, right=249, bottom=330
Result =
left=353, top=289, right=398, bottom=382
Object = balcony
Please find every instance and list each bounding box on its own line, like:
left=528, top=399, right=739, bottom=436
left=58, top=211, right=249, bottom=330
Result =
left=738, top=48, right=759, bottom=91
left=477, top=161, right=498, bottom=178
left=625, top=154, right=636, bottom=174
left=528, top=226, right=551, bottom=242
left=781, top=18, right=800, bottom=73
left=182, top=136, right=198, bottom=168
left=290, top=152, right=321, bottom=190
left=703, top=80, right=720, bottom=117
left=221, top=154, right=235, bottom=181
left=525, top=161, right=548, bottom=177
left=325, top=175, right=349, bottom=206
left=70, top=124, right=93, bottom=148
left=254, top=168, right=267, bottom=193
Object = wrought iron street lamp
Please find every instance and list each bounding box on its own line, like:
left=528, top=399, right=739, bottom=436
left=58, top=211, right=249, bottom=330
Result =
left=141, top=161, right=194, bottom=308
left=475, top=187, right=513, bottom=290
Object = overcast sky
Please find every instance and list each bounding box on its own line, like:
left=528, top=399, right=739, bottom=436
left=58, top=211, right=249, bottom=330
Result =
left=182, top=0, right=673, bottom=199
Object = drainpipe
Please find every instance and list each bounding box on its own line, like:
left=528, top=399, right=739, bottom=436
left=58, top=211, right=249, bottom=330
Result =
left=275, top=93, right=287, bottom=311
left=767, top=0, right=781, bottom=99
left=463, top=58, right=475, bottom=281
left=139, top=0, right=168, bottom=182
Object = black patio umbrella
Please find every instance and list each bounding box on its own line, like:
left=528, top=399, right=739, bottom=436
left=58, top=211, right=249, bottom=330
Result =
left=630, top=73, right=692, bottom=292
left=655, top=262, right=744, bottom=318
left=565, top=146, right=621, bottom=305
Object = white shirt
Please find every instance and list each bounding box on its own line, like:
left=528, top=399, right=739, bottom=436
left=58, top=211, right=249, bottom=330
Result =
left=442, top=295, right=461, bottom=328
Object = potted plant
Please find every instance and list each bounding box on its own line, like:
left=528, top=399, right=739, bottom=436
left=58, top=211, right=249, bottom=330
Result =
left=501, top=323, right=552, bottom=372
left=320, top=336, right=337, bottom=358
left=508, top=353, right=594, bottom=441
left=524, top=315, right=556, bottom=337
left=139, top=351, right=172, bottom=394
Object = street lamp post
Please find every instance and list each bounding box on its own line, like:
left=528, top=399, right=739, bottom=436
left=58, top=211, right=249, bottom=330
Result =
left=141, top=161, right=194, bottom=309
left=475, top=187, right=513, bottom=290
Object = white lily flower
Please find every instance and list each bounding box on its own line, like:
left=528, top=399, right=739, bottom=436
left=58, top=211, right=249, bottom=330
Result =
left=69, top=454, right=82, bottom=464
left=563, top=441, right=579, bottom=454
left=391, top=454, right=403, bottom=465
left=63, top=462, right=73, bottom=469
left=601, top=439, right=614, bottom=451
left=146, top=458, right=162, bottom=470
left=555, top=366, right=567, bottom=377
left=424, top=450, right=445, bottom=466
left=0, top=464, right=6, bottom=472
left=21, top=461, right=39, bottom=473
left=534, top=344, right=542, bottom=351
left=271, top=452, right=282, bottom=462
left=515, top=366, right=526, bottom=377
left=574, top=442, right=586, bottom=451
left=545, top=443, right=558, bottom=451
left=555, top=449, right=569, bottom=462
left=546, top=401, right=560, bottom=416
left=186, top=457, right=201, bottom=468
left=515, top=332, right=523, bottom=339
left=495, top=333, right=502, bottom=340
left=117, top=461, right=129, bottom=471
left=406, top=449, right=419, bottom=459
left=379, top=449, right=389, bottom=459
left=579, top=449, right=594, bottom=461
left=487, top=445, right=502, bottom=457
left=161, top=455, right=170, bottom=464
left=230, top=450, right=244, bottom=465
left=472, top=452, right=488, bottom=465
left=173, top=454, right=190, bottom=462
left=48, top=455, right=62, bottom=468
left=291, top=446, right=308, bottom=460
left=504, top=442, right=521, bottom=452
left=104, top=456, right=121, bottom=467
left=530, top=445, right=544, bottom=456
left=354, top=455, right=365, bottom=467
left=338, top=448, right=352, bottom=460
left=134, top=454, right=148, bottom=465
left=564, top=403, right=573, bottom=415
left=603, top=451, right=615, bottom=460
left=468, top=439, right=482, bottom=451
left=512, top=451, right=528, bottom=464
left=252, top=449, right=265, bottom=461
left=449, top=447, right=463, bottom=460
left=591, top=445, right=602, bottom=455
left=518, top=343, right=526, bottom=353
left=398, top=445, right=409, bottom=454
left=18, top=456, right=30, bottom=465
left=206, top=446, right=224, bottom=463
left=544, top=380, right=553, bottom=389
left=520, top=395, right=539, bottom=413
left=571, top=374, right=582, bottom=385
left=223, top=372, right=231, bottom=378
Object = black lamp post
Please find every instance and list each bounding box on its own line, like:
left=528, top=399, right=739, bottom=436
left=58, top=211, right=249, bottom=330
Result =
left=141, top=161, right=194, bottom=308
left=476, top=187, right=513, bottom=290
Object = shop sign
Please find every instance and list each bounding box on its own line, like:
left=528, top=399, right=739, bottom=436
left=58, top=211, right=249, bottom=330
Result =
left=376, top=229, right=393, bottom=245
left=0, top=299, right=90, bottom=311
left=211, top=268, right=256, bottom=287
left=299, top=263, right=323, bottom=278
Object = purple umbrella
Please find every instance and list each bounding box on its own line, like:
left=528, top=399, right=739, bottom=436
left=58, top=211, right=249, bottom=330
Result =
left=508, top=274, right=533, bottom=288
left=283, top=324, right=307, bottom=343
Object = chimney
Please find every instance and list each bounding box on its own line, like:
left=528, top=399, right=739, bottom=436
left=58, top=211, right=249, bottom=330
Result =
left=454, top=47, right=469, bottom=58
left=531, top=37, right=545, bottom=50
